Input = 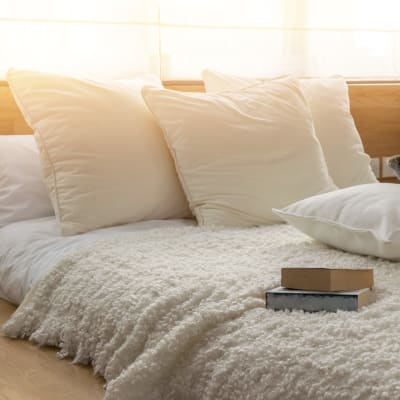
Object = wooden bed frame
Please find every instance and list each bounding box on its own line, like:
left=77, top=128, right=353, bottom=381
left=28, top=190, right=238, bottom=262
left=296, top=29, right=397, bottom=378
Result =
left=1, top=79, right=400, bottom=181
left=0, top=78, right=400, bottom=399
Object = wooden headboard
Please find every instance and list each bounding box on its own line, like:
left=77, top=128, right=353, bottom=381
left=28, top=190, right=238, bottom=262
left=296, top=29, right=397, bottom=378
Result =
left=1, top=79, right=400, bottom=181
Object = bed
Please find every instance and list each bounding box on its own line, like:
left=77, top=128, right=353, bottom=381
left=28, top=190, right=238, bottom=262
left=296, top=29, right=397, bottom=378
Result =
left=0, top=217, right=194, bottom=305
left=1, top=79, right=400, bottom=400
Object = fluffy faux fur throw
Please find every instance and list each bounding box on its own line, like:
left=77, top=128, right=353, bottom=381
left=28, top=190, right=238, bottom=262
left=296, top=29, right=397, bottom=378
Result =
left=4, top=225, right=400, bottom=400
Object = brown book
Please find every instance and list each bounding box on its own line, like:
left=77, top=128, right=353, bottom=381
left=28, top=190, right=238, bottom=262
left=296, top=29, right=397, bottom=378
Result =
left=281, top=268, right=374, bottom=292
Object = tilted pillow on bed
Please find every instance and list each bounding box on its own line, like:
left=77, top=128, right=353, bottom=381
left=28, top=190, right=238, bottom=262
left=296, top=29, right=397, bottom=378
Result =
left=274, top=183, right=400, bottom=260
left=142, top=78, right=336, bottom=227
left=7, top=70, right=190, bottom=235
left=202, top=69, right=377, bottom=188
left=0, top=135, right=54, bottom=228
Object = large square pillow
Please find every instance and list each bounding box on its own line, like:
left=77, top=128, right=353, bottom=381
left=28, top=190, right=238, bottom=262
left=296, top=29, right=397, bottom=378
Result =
left=8, top=70, right=190, bottom=235
left=0, top=135, right=54, bottom=228
left=142, top=78, right=336, bottom=227
left=203, top=69, right=377, bottom=188
left=274, top=183, right=400, bottom=260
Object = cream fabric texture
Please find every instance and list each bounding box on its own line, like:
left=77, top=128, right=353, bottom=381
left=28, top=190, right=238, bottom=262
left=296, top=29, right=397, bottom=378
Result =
left=142, top=79, right=336, bottom=227
left=7, top=70, right=190, bottom=235
left=4, top=224, right=400, bottom=400
left=0, top=135, right=53, bottom=227
left=275, top=183, right=400, bottom=260
left=202, top=69, right=377, bottom=188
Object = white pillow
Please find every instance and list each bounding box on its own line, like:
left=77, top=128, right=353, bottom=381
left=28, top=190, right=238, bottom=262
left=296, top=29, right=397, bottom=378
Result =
left=8, top=70, right=190, bottom=235
left=274, top=183, right=400, bottom=260
left=202, top=70, right=377, bottom=188
left=142, top=78, right=336, bottom=227
left=0, top=135, right=54, bottom=228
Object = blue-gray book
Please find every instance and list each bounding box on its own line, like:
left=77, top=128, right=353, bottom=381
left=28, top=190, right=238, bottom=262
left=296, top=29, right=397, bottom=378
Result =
left=266, top=287, right=371, bottom=312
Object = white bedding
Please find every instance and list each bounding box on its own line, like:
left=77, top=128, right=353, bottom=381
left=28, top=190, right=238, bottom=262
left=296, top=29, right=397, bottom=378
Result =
left=0, top=217, right=194, bottom=304
left=4, top=223, right=400, bottom=400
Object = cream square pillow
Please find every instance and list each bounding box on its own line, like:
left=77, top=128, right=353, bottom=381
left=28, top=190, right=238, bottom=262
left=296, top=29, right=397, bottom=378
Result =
left=8, top=70, right=190, bottom=235
left=274, top=183, right=400, bottom=260
left=142, top=78, right=336, bottom=227
left=202, top=69, right=377, bottom=188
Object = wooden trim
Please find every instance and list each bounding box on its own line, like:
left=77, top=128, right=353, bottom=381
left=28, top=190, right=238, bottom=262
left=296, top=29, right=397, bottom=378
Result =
left=0, top=81, right=32, bottom=134
left=347, top=80, right=400, bottom=85
left=164, top=79, right=400, bottom=86
left=163, top=80, right=204, bottom=86
left=163, top=80, right=204, bottom=92
left=381, top=177, right=399, bottom=183
left=164, top=79, right=400, bottom=90
left=348, top=83, right=400, bottom=158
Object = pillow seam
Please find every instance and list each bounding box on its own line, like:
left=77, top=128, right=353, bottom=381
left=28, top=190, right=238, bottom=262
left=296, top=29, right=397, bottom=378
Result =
left=7, top=77, right=65, bottom=227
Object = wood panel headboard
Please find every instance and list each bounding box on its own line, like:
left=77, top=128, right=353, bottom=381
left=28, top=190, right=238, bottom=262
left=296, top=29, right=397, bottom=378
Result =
left=1, top=79, right=400, bottom=181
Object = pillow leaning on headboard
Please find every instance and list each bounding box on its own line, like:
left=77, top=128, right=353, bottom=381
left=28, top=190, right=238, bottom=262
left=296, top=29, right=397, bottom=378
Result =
left=7, top=69, right=190, bottom=235
left=0, top=135, right=54, bottom=228
left=143, top=77, right=337, bottom=227
left=202, top=69, right=378, bottom=188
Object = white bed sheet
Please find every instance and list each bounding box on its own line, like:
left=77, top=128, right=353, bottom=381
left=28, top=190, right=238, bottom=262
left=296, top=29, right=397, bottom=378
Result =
left=0, top=217, right=194, bottom=305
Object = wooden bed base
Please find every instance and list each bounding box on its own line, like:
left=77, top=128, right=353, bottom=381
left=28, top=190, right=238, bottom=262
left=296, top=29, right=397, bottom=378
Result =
left=1, top=79, right=400, bottom=182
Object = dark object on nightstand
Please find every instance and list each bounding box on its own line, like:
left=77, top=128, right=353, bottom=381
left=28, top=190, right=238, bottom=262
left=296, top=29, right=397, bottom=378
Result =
left=388, top=156, right=400, bottom=179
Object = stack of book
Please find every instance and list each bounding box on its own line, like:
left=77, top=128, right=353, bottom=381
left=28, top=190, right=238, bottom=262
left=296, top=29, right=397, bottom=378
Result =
left=266, top=268, right=374, bottom=312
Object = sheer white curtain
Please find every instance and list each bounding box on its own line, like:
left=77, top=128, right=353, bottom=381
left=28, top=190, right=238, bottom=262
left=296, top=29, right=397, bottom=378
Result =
left=159, top=0, right=400, bottom=79
left=0, top=0, right=160, bottom=79
left=1, top=0, right=399, bottom=80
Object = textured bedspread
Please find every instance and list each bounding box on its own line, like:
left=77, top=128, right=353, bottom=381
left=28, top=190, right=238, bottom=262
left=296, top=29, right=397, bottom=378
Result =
left=4, top=225, right=400, bottom=400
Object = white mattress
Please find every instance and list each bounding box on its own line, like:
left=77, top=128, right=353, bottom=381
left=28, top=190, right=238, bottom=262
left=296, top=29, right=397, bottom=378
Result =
left=0, top=217, right=195, bottom=305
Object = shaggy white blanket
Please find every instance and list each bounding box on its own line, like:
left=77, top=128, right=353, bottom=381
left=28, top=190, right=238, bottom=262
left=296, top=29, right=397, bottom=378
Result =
left=3, top=225, right=400, bottom=400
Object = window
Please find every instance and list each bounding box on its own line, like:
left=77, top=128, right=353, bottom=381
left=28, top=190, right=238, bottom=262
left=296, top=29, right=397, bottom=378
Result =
left=1, top=0, right=399, bottom=79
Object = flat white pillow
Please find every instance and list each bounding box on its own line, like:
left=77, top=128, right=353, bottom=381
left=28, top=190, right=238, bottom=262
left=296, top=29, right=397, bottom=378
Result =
left=142, top=78, right=336, bottom=227
left=0, top=135, right=54, bottom=228
left=274, top=183, right=400, bottom=260
left=202, top=70, right=377, bottom=188
left=8, top=70, right=190, bottom=235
